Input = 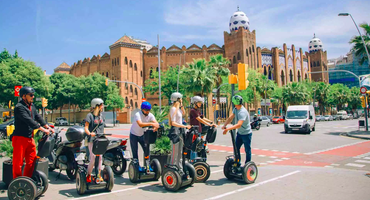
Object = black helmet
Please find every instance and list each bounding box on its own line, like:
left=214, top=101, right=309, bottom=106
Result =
left=20, top=86, right=35, bottom=97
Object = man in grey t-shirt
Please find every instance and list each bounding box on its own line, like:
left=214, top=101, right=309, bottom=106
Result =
left=222, top=95, right=253, bottom=164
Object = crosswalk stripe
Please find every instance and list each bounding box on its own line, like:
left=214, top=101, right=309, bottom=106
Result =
left=345, top=163, right=365, bottom=167
left=355, top=160, right=370, bottom=164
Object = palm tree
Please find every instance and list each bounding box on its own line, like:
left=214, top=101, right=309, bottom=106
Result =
left=329, top=84, right=350, bottom=111
left=350, top=23, right=370, bottom=66
left=208, top=54, right=230, bottom=104
left=313, top=82, right=330, bottom=115
left=282, top=82, right=309, bottom=106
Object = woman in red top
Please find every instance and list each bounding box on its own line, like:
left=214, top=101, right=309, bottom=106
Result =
left=189, top=96, right=217, bottom=133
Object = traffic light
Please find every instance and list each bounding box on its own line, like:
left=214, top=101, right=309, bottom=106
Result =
left=238, top=63, right=249, bottom=90
left=361, top=96, right=366, bottom=108
left=105, top=79, right=109, bottom=86
left=228, top=74, right=238, bottom=84
left=8, top=100, right=11, bottom=108
left=41, top=98, right=48, bottom=108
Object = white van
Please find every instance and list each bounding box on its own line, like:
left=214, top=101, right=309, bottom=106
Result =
left=337, top=110, right=348, bottom=120
left=284, top=105, right=315, bottom=134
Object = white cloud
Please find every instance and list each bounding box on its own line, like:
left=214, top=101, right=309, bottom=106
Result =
left=163, top=0, right=370, bottom=59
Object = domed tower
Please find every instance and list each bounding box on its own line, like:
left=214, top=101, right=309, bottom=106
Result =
left=224, top=6, right=257, bottom=74
left=306, top=34, right=328, bottom=83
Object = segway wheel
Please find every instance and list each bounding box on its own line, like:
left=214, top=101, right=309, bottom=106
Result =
left=112, top=151, right=127, bottom=176
left=242, top=161, right=258, bottom=184
left=223, top=158, right=234, bottom=180
left=8, top=177, right=37, bottom=200
left=185, top=162, right=196, bottom=185
left=150, top=159, right=162, bottom=181
left=32, top=170, right=49, bottom=196
left=128, top=161, right=139, bottom=183
left=76, top=169, right=87, bottom=195
left=256, top=125, right=260, bottom=130
left=103, top=166, right=114, bottom=192
left=162, top=168, right=182, bottom=192
left=193, top=162, right=211, bottom=183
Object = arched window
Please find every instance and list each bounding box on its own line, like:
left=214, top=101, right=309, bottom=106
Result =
left=246, top=49, right=249, bottom=56
left=130, top=85, right=133, bottom=93
left=135, top=102, right=138, bottom=108
left=252, top=45, right=255, bottom=53
left=268, top=67, right=272, bottom=79
left=289, top=70, right=293, bottom=82
left=281, top=71, right=285, bottom=86
left=134, top=88, right=138, bottom=95
left=134, top=63, right=137, bottom=71
left=125, top=97, right=128, bottom=104
left=112, top=60, right=114, bottom=66
left=264, top=67, right=267, bottom=76
left=125, top=57, right=128, bottom=65
left=317, top=61, right=320, bottom=66
left=150, top=68, right=153, bottom=78
left=117, top=58, right=119, bottom=65
left=233, top=56, right=236, bottom=64
left=130, top=100, right=133, bottom=107
left=130, top=60, right=132, bottom=68
left=156, top=67, right=159, bottom=72
left=305, top=73, right=308, bottom=80
left=106, top=72, right=109, bottom=78
left=125, top=83, right=128, bottom=89
left=114, top=58, right=117, bottom=66
left=313, top=62, right=316, bottom=67
left=249, top=47, right=252, bottom=54
left=237, top=52, right=241, bottom=60
left=141, top=71, right=143, bottom=77
left=298, top=71, right=301, bottom=82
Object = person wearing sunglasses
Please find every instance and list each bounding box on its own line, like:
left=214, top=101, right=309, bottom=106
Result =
left=12, top=86, right=54, bottom=179
left=129, top=101, right=159, bottom=160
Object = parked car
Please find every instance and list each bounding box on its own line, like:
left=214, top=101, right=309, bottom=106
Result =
left=55, top=117, right=68, bottom=126
left=348, top=114, right=354, bottom=120
left=265, top=115, right=273, bottom=122
left=272, top=116, right=285, bottom=124
left=324, top=115, right=333, bottom=121
left=337, top=110, right=349, bottom=120
left=0, top=119, right=14, bottom=140
left=315, top=115, right=325, bottom=121
left=259, top=116, right=271, bottom=127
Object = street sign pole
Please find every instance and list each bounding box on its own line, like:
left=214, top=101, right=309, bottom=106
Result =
left=365, top=94, right=368, bottom=131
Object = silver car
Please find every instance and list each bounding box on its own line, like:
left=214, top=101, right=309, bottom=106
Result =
left=324, top=115, right=333, bottom=121
left=259, top=116, right=271, bottom=127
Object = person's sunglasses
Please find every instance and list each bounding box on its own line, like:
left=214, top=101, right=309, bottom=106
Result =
left=27, top=93, right=35, bottom=97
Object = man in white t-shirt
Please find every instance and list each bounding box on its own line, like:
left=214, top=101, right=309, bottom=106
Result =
left=130, top=101, right=159, bottom=160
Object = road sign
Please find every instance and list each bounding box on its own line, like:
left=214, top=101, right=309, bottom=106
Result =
left=142, top=98, right=146, bottom=102
left=212, top=99, right=216, bottom=104
left=360, top=86, right=367, bottom=94
left=14, top=85, right=21, bottom=97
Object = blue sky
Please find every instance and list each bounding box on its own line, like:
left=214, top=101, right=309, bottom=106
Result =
left=0, top=0, right=369, bottom=74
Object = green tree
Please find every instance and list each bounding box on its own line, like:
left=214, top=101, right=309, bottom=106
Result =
left=348, top=86, right=361, bottom=110
left=329, top=84, right=350, bottom=110
left=349, top=23, right=370, bottom=66
left=282, top=82, right=309, bottom=105
left=208, top=54, right=230, bottom=104
left=312, top=82, right=330, bottom=115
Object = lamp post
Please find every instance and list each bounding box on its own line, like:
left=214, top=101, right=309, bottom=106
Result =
left=157, top=34, right=162, bottom=111
left=312, top=78, right=321, bottom=113
left=338, top=13, right=370, bottom=68
left=264, top=68, right=272, bottom=116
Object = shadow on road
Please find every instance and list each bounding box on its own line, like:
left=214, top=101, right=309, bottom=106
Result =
left=205, top=178, right=247, bottom=186
left=139, top=183, right=189, bottom=194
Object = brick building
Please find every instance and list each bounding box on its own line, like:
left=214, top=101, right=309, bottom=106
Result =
left=56, top=7, right=328, bottom=122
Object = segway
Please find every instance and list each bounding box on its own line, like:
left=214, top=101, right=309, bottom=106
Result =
left=162, top=127, right=196, bottom=191
left=187, top=125, right=217, bottom=182
left=76, top=133, right=114, bottom=195
left=223, top=130, right=258, bottom=184
left=128, top=127, right=162, bottom=183
left=8, top=133, right=55, bottom=200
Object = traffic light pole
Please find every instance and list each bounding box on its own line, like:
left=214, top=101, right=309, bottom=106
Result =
left=365, top=94, right=368, bottom=131
left=231, top=84, right=235, bottom=125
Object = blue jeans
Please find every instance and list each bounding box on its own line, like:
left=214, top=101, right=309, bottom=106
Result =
left=235, top=133, right=252, bottom=164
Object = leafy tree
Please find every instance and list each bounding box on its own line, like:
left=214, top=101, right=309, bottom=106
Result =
left=349, top=23, right=370, bottom=66
left=348, top=86, right=361, bottom=110
left=329, top=84, right=350, bottom=110
left=312, top=82, right=330, bottom=115
left=282, top=82, right=309, bottom=105
left=208, top=54, right=230, bottom=104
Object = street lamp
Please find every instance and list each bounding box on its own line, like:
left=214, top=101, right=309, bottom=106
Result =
left=338, top=13, right=370, bottom=67
left=264, top=67, right=273, bottom=116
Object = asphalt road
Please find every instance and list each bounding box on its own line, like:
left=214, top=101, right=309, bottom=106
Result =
left=1, top=119, right=370, bottom=200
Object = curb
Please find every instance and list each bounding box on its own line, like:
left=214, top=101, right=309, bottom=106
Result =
left=340, top=132, right=370, bottom=140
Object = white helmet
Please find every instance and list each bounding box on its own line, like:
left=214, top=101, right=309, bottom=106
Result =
left=170, top=92, right=183, bottom=103
left=91, top=98, right=104, bottom=108
left=191, top=96, right=204, bottom=104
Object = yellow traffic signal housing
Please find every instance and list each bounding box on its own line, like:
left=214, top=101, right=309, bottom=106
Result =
left=8, top=100, right=11, bottom=108
left=228, top=74, right=238, bottom=84
left=361, top=96, right=366, bottom=108
left=238, top=63, right=249, bottom=90
left=41, top=98, right=48, bottom=108
left=105, top=79, right=109, bottom=86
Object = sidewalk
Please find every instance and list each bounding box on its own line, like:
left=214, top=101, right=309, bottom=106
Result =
left=342, top=130, right=370, bottom=140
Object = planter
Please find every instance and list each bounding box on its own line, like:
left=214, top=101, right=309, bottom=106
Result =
left=150, top=154, right=170, bottom=171
left=2, top=158, right=49, bottom=188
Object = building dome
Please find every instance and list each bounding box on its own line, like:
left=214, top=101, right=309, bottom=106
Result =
left=308, top=34, right=324, bottom=53
left=229, top=7, right=250, bottom=32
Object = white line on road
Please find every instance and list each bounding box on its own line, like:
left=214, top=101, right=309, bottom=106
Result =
left=204, top=170, right=301, bottom=200
left=269, top=156, right=277, bottom=158
left=364, top=157, right=370, bottom=160
left=281, top=158, right=290, bottom=160
left=355, top=160, right=370, bottom=164
left=258, top=155, right=266, bottom=157
left=345, top=163, right=365, bottom=168
left=331, top=164, right=340, bottom=166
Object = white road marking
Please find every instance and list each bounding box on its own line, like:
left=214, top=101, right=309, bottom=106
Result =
left=274, top=159, right=283, bottom=162
left=292, top=152, right=300, bottom=154
left=281, top=158, right=290, bottom=160
left=258, top=155, right=266, bottom=157
left=355, top=160, right=370, bottom=164
left=363, top=157, right=370, bottom=160
left=305, top=140, right=367, bottom=155
left=266, top=161, right=275, bottom=163
left=272, top=150, right=278, bottom=152
left=324, top=166, right=333, bottom=168
left=204, top=170, right=301, bottom=200
left=269, top=156, right=277, bottom=158
left=282, top=151, right=290, bottom=153
left=345, top=163, right=365, bottom=168
left=331, top=164, right=340, bottom=166
left=262, top=149, right=269, bottom=151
